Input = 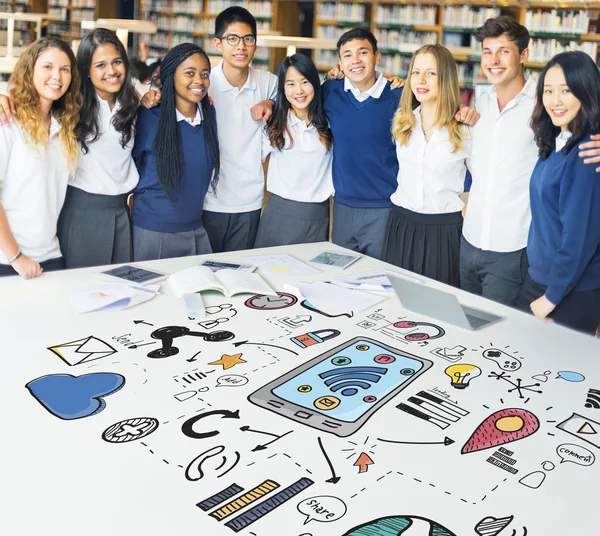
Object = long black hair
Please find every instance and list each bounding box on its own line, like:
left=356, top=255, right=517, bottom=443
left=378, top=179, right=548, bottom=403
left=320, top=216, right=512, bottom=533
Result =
left=75, top=28, right=138, bottom=154
left=531, top=51, right=600, bottom=158
left=153, top=43, right=219, bottom=200
left=266, top=54, right=332, bottom=151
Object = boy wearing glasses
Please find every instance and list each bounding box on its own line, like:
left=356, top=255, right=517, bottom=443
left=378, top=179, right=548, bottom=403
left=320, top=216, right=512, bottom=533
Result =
left=202, top=7, right=277, bottom=252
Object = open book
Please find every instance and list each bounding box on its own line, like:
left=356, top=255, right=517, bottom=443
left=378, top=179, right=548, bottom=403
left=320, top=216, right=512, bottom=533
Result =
left=168, top=266, right=274, bottom=298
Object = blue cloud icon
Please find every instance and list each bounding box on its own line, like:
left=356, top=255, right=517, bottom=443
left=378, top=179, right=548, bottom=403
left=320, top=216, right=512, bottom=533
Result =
left=26, top=373, right=126, bottom=420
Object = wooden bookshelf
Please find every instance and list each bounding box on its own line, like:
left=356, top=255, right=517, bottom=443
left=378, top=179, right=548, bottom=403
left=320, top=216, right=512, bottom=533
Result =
left=45, top=1, right=117, bottom=40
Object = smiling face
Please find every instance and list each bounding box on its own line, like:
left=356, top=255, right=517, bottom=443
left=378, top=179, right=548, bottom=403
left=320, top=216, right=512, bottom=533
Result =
left=480, top=34, right=528, bottom=89
left=174, top=53, right=210, bottom=114
left=410, top=52, right=438, bottom=105
left=339, top=38, right=380, bottom=92
left=89, top=44, right=126, bottom=103
left=284, top=66, right=315, bottom=118
left=33, top=47, right=72, bottom=110
left=542, top=65, right=581, bottom=132
left=214, top=22, right=256, bottom=70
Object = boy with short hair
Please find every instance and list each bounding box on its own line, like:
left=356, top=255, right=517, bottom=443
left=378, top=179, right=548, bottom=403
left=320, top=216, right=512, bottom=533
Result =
left=201, top=7, right=277, bottom=252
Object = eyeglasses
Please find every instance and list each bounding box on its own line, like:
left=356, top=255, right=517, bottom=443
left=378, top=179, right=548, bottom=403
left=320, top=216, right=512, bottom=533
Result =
left=221, top=34, right=256, bottom=47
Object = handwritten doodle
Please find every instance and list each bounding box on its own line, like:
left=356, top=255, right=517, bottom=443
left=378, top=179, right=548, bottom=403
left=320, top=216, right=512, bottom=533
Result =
left=393, top=321, right=445, bottom=342
left=216, top=375, right=249, bottom=388
left=245, top=292, right=298, bottom=310
left=185, top=445, right=241, bottom=481
left=174, top=369, right=214, bottom=385
left=133, top=320, right=154, bottom=326
left=174, top=388, right=209, bottom=401
left=317, top=436, right=341, bottom=484
left=249, top=337, right=432, bottom=437
left=233, top=340, right=299, bottom=355
left=343, top=515, right=457, bottom=536
left=112, top=333, right=155, bottom=350
left=26, top=372, right=125, bottom=420
left=48, top=336, right=117, bottom=366
left=462, top=408, right=540, bottom=454
left=198, top=303, right=238, bottom=330
left=518, top=462, right=554, bottom=489
left=239, top=425, right=293, bottom=452
left=196, top=483, right=245, bottom=511
left=301, top=299, right=354, bottom=318
left=474, top=515, right=514, bottom=536
left=489, top=372, right=543, bottom=400
left=585, top=389, right=600, bottom=409
left=444, top=363, right=482, bottom=389
left=353, top=452, right=374, bottom=473
left=556, top=413, right=600, bottom=448
left=181, top=409, right=240, bottom=440
left=557, top=443, right=595, bottom=466
left=482, top=348, right=522, bottom=372
left=486, top=446, right=519, bottom=474
left=297, top=496, right=347, bottom=525
left=209, top=480, right=280, bottom=521
left=209, top=353, right=247, bottom=371
left=430, top=345, right=466, bottom=363
left=278, top=315, right=312, bottom=329
left=556, top=371, right=585, bottom=382
left=290, top=329, right=341, bottom=349
left=148, top=326, right=235, bottom=358
left=102, top=417, right=159, bottom=443
left=531, top=370, right=551, bottom=383
left=396, top=391, right=469, bottom=430
left=224, top=477, right=314, bottom=532
left=378, top=436, right=455, bottom=446
left=357, top=320, right=377, bottom=329
left=187, top=351, right=202, bottom=363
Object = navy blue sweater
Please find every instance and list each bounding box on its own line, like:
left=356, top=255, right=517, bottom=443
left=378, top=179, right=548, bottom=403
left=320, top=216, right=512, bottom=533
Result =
left=132, top=105, right=216, bottom=233
left=527, top=134, right=600, bottom=305
left=322, top=79, right=402, bottom=208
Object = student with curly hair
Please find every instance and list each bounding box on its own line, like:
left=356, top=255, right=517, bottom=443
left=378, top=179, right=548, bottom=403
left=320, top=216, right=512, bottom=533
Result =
left=254, top=54, right=333, bottom=247
left=0, top=37, right=81, bottom=279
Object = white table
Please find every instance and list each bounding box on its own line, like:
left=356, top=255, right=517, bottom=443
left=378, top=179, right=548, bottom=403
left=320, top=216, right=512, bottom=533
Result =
left=1, top=243, right=598, bottom=535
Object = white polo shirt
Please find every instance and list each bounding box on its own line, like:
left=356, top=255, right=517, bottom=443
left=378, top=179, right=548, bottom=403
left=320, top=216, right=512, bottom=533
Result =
left=344, top=71, right=387, bottom=102
left=262, top=111, right=333, bottom=203
left=464, top=76, right=538, bottom=252
left=70, top=97, right=139, bottom=196
left=204, top=61, right=277, bottom=213
left=392, top=107, right=470, bottom=214
left=0, top=118, right=70, bottom=263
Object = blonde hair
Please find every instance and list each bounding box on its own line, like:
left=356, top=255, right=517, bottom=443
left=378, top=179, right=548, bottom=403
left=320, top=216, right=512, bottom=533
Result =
left=391, top=44, right=463, bottom=153
left=8, top=37, right=81, bottom=169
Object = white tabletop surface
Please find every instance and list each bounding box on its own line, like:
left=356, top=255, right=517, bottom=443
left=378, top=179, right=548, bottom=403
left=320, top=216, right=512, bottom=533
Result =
left=1, top=242, right=598, bottom=535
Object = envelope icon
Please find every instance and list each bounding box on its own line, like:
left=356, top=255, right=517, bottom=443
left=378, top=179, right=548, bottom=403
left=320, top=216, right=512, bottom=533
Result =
left=48, top=336, right=118, bottom=366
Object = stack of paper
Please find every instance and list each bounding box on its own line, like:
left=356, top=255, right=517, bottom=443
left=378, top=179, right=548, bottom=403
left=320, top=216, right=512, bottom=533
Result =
left=65, top=283, right=158, bottom=313
left=330, top=270, right=420, bottom=292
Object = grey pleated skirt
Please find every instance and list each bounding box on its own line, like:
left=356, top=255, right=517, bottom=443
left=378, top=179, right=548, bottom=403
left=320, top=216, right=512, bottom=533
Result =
left=254, top=194, right=330, bottom=248
left=132, top=225, right=212, bottom=261
left=57, top=186, right=132, bottom=269
left=382, top=205, right=463, bottom=287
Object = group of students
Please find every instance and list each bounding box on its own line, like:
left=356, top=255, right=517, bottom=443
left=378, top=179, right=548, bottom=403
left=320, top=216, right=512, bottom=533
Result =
left=0, top=9, right=599, bottom=335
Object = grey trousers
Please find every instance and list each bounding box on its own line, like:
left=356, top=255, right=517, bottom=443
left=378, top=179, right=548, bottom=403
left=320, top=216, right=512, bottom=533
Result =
left=132, top=225, right=212, bottom=261
left=203, top=209, right=261, bottom=253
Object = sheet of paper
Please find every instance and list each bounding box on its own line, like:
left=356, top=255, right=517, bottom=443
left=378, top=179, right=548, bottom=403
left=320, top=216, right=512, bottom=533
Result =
left=284, top=280, right=386, bottom=314
left=330, top=270, right=421, bottom=292
left=168, top=266, right=220, bottom=298
left=241, top=253, right=320, bottom=277
left=65, top=283, right=157, bottom=313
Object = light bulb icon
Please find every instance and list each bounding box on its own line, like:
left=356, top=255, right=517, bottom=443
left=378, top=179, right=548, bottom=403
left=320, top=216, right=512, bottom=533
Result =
left=445, top=363, right=482, bottom=389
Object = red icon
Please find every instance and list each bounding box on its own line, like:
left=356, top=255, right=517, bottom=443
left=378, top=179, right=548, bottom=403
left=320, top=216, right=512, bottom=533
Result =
left=374, top=354, right=395, bottom=364
left=363, top=395, right=377, bottom=403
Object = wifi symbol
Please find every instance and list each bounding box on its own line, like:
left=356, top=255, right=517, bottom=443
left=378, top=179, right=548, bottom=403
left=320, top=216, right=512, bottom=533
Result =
left=585, top=389, right=600, bottom=409
left=319, top=366, right=388, bottom=397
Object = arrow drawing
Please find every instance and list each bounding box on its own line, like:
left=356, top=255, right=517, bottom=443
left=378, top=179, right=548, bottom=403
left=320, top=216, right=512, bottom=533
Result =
left=431, top=345, right=467, bottom=362
left=377, top=436, right=455, bottom=446
left=233, top=340, right=298, bottom=355
left=353, top=452, right=374, bottom=474
left=128, top=342, right=157, bottom=349
left=240, top=425, right=293, bottom=452
left=134, top=320, right=154, bottom=326
left=187, top=351, right=202, bottom=363
left=317, top=436, right=340, bottom=484
left=278, top=315, right=312, bottom=328
left=181, top=409, right=240, bottom=440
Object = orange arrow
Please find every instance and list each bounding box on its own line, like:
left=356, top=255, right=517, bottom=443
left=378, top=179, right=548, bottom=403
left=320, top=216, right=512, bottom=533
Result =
left=353, top=452, right=374, bottom=473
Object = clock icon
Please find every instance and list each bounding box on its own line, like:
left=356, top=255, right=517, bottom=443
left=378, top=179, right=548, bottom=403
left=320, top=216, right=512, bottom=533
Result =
left=244, top=292, right=298, bottom=310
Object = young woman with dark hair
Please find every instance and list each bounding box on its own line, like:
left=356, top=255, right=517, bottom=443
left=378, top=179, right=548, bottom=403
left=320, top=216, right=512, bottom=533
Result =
left=131, top=43, right=219, bottom=261
left=253, top=53, right=333, bottom=248
left=518, top=51, right=600, bottom=334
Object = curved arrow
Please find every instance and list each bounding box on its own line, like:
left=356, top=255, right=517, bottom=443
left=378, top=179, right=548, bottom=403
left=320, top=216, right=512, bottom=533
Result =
left=318, top=436, right=340, bottom=484
left=233, top=340, right=298, bottom=355
left=181, top=409, right=240, bottom=439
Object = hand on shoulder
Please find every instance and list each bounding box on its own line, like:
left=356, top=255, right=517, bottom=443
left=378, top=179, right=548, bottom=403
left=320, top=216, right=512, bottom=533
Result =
left=0, top=94, right=16, bottom=126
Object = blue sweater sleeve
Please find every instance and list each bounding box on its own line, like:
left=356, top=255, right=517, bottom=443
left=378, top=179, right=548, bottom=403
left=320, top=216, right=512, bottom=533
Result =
left=545, top=141, right=600, bottom=304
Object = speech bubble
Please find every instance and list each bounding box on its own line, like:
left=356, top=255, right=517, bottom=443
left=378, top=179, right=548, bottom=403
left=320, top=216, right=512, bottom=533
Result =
left=557, top=443, right=596, bottom=466
left=216, top=374, right=249, bottom=388
left=556, top=371, right=585, bottom=382
left=297, top=496, right=347, bottom=525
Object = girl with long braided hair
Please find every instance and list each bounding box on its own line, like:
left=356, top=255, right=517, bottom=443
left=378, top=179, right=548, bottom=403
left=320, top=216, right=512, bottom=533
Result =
left=131, top=43, right=219, bottom=260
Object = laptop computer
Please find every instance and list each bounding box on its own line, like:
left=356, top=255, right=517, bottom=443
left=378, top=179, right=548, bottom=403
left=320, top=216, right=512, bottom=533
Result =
left=388, top=274, right=503, bottom=331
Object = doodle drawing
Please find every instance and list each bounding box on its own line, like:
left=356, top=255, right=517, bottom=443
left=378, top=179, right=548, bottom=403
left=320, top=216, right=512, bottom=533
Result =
left=343, top=515, right=457, bottom=536
left=181, top=409, right=240, bottom=440
left=245, top=292, right=298, bottom=310
left=297, top=496, right=347, bottom=525
left=208, top=353, right=247, bottom=370
left=353, top=452, right=374, bottom=473
left=249, top=337, right=433, bottom=437
left=556, top=371, right=585, bottom=382
left=556, top=443, right=595, bottom=466
left=430, top=345, right=466, bottom=363
left=197, top=483, right=245, bottom=511
left=209, top=480, right=280, bottom=521
left=26, top=372, right=125, bottom=420
left=291, top=329, right=341, bottom=349
left=462, top=408, right=540, bottom=454
left=102, top=417, right=159, bottom=443
left=148, top=326, right=235, bottom=359
left=474, top=514, right=514, bottom=536
left=556, top=413, right=600, bottom=449
left=444, top=364, right=482, bottom=389
left=482, top=348, right=522, bottom=372
left=48, top=336, right=117, bottom=365
left=585, top=388, right=600, bottom=409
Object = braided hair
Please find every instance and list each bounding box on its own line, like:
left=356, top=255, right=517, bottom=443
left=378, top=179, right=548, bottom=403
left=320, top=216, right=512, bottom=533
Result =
left=152, top=43, right=220, bottom=200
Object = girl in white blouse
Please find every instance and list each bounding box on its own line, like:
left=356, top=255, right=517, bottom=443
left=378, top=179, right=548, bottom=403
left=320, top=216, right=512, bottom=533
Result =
left=254, top=54, right=333, bottom=248
left=0, top=37, right=80, bottom=279
left=382, top=44, right=471, bottom=286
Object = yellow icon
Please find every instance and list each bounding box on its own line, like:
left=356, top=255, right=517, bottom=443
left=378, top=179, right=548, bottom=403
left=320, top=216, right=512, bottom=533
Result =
left=356, top=344, right=370, bottom=351
left=314, top=396, right=341, bottom=410
left=208, top=353, right=246, bottom=370
left=298, top=385, right=312, bottom=393
left=444, top=363, right=482, bottom=389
